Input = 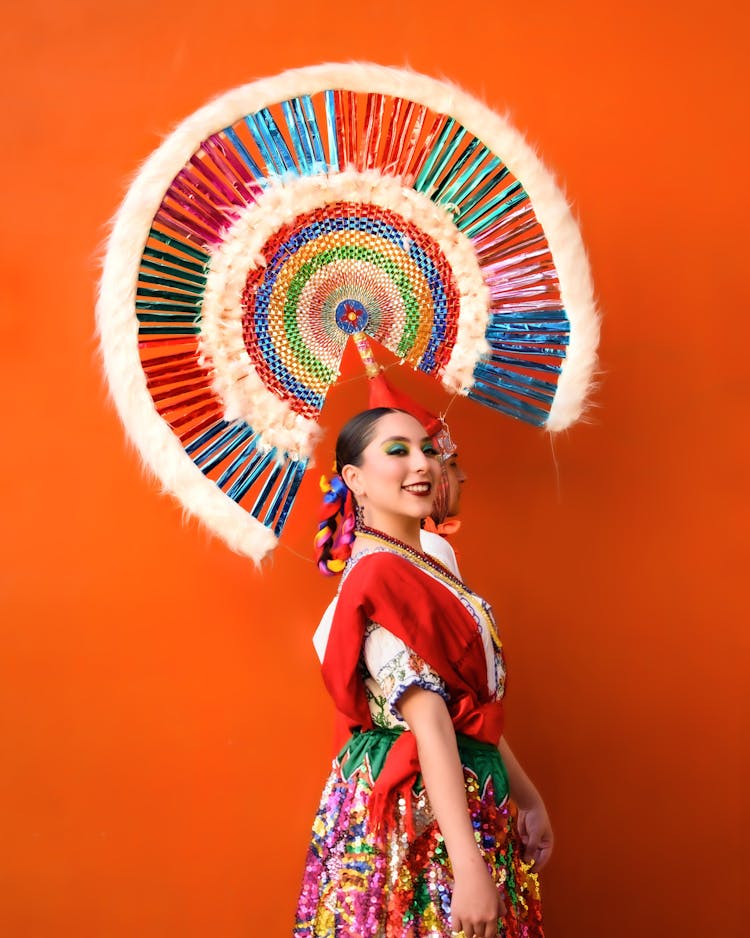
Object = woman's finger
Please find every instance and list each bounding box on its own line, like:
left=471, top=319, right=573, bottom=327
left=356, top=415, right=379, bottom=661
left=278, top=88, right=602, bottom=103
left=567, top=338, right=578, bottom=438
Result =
left=450, top=914, right=466, bottom=937
left=534, top=842, right=553, bottom=872
left=516, top=810, right=529, bottom=843
left=522, top=832, right=541, bottom=863
left=477, top=914, right=502, bottom=938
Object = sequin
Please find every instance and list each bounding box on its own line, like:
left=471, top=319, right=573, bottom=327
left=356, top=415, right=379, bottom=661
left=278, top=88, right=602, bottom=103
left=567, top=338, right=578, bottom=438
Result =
left=294, top=730, right=543, bottom=937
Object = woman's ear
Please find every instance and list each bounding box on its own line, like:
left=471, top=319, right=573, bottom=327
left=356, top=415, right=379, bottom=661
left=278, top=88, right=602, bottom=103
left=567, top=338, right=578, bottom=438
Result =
left=341, top=464, right=363, bottom=498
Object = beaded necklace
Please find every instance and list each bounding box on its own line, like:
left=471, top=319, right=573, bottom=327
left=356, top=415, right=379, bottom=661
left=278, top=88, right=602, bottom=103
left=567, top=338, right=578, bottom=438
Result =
left=355, top=525, right=502, bottom=650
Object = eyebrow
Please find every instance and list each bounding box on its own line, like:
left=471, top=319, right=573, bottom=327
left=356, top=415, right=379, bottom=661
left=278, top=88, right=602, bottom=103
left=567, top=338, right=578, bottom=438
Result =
left=382, top=435, right=433, bottom=444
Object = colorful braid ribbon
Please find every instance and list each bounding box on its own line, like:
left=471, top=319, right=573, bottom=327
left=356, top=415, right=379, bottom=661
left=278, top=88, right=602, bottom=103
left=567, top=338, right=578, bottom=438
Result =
left=315, top=472, right=356, bottom=575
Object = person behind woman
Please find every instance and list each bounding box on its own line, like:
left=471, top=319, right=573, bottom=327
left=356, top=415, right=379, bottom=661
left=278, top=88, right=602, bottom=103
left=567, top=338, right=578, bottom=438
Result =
left=295, top=407, right=546, bottom=938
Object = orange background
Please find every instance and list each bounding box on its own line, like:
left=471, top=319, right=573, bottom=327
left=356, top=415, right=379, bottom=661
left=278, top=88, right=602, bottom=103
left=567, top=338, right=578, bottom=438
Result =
left=1, top=2, right=747, bottom=936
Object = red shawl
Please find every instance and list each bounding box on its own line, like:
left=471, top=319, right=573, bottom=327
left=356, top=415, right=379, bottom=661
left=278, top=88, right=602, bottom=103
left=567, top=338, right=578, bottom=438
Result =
left=321, top=550, right=504, bottom=829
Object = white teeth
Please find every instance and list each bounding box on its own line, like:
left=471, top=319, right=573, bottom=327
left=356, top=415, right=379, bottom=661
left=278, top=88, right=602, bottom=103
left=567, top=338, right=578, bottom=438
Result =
left=403, top=483, right=431, bottom=494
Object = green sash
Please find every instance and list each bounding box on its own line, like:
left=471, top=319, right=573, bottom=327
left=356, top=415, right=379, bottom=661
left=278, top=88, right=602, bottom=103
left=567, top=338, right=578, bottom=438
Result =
left=339, top=727, right=510, bottom=804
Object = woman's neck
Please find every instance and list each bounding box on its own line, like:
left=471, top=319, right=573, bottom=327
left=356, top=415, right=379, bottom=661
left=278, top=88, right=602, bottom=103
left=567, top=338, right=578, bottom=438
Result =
left=359, top=511, right=423, bottom=553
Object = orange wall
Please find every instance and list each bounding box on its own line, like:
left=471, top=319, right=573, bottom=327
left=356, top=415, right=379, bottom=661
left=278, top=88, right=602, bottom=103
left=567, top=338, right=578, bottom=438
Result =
left=0, top=2, right=747, bottom=936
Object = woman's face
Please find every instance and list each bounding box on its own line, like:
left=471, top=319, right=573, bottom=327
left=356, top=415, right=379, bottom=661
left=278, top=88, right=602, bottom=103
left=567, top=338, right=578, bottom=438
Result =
left=342, top=411, right=440, bottom=527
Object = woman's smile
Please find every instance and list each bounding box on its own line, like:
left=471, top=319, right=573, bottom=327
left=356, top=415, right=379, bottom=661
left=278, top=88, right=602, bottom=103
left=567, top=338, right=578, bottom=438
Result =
left=402, top=481, right=433, bottom=496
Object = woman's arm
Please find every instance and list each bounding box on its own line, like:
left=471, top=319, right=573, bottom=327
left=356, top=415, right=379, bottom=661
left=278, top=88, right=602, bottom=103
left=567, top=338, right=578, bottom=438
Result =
left=398, top=687, right=505, bottom=938
left=498, top=738, right=541, bottom=810
left=498, top=738, right=554, bottom=871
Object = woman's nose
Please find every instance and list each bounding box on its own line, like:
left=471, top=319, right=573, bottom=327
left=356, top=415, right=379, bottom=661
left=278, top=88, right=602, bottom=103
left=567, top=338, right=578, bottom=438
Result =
left=411, top=448, right=431, bottom=472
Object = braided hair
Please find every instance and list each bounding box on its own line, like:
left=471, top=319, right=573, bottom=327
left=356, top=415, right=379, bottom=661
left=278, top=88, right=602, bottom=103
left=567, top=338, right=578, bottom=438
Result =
left=314, top=408, right=399, bottom=575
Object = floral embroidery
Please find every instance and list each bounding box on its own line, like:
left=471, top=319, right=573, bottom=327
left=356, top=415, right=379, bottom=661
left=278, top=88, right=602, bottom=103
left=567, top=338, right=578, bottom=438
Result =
left=362, top=621, right=449, bottom=727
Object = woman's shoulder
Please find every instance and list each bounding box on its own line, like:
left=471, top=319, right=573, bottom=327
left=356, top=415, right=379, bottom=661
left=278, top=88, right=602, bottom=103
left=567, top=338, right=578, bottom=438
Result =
left=339, top=544, right=432, bottom=595
left=343, top=545, right=394, bottom=578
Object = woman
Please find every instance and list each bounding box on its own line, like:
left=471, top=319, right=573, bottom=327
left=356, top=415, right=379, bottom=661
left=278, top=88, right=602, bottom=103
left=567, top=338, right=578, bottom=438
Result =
left=295, top=407, right=549, bottom=938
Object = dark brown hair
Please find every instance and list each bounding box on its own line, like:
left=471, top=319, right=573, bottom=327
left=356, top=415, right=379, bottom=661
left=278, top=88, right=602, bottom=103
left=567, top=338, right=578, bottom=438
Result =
left=334, top=407, right=401, bottom=474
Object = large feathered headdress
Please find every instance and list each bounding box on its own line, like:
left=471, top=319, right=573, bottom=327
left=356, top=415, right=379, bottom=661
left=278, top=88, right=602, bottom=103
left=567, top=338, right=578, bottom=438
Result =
left=97, top=63, right=599, bottom=562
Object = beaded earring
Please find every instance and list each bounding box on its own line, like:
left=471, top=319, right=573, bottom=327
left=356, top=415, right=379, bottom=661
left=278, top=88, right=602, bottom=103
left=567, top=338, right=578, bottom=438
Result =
left=355, top=503, right=365, bottom=530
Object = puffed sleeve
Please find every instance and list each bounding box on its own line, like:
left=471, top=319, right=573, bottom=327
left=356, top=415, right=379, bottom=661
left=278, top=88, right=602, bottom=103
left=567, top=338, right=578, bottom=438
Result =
left=362, top=621, right=449, bottom=719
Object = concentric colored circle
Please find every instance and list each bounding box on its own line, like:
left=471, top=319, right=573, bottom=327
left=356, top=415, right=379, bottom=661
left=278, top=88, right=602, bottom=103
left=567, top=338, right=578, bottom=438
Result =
left=241, top=202, right=460, bottom=418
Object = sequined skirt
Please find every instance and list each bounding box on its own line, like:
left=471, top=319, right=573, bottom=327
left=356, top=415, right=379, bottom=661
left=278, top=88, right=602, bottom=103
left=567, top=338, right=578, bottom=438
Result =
left=294, top=728, right=544, bottom=937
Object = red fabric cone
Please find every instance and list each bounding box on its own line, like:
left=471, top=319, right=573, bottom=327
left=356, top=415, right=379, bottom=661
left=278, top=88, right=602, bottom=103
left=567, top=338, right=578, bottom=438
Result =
left=368, top=372, right=443, bottom=437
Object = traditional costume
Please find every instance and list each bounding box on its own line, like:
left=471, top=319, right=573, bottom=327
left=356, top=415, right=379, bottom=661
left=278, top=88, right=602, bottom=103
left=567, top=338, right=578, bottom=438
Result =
left=96, top=64, right=598, bottom=938
left=295, top=534, right=543, bottom=937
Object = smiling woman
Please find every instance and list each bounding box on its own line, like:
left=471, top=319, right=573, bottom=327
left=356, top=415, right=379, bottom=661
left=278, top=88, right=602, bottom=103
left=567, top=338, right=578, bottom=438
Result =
left=341, top=411, right=440, bottom=545
left=299, top=408, right=545, bottom=938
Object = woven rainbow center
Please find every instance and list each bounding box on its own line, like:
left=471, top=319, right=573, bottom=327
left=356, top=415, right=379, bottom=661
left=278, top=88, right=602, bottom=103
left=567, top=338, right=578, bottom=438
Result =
left=241, top=202, right=459, bottom=419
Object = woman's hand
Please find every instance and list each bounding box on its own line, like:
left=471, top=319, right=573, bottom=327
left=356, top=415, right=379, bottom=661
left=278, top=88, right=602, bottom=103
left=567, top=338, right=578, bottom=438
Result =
left=451, top=851, right=506, bottom=938
left=516, top=797, right=554, bottom=872
left=497, top=739, right=554, bottom=873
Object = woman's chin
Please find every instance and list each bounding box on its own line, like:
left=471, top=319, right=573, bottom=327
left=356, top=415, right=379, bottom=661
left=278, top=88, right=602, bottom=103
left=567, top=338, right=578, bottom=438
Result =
left=365, top=506, right=430, bottom=532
